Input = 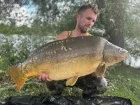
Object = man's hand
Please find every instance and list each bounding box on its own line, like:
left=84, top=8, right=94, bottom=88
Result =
left=39, top=73, right=52, bottom=81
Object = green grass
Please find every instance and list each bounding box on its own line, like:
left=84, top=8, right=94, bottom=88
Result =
left=0, top=65, right=140, bottom=105
left=105, top=65, right=140, bottom=105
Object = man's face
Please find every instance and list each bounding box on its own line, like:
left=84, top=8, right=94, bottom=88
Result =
left=77, top=8, right=98, bottom=33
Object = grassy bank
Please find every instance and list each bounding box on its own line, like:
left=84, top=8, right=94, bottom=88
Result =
left=105, top=65, right=140, bottom=105
left=0, top=65, right=140, bottom=104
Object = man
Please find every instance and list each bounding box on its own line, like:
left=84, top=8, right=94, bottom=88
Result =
left=39, top=4, right=107, bottom=97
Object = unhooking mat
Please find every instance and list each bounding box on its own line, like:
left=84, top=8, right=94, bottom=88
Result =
left=0, top=94, right=132, bottom=105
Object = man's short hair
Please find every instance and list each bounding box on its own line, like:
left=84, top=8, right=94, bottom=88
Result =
left=78, top=4, right=99, bottom=15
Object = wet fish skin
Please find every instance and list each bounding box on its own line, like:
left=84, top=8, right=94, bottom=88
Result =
left=6, top=36, right=128, bottom=91
left=103, top=41, right=128, bottom=66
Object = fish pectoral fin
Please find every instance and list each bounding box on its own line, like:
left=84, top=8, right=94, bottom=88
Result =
left=95, top=63, right=106, bottom=77
left=66, top=76, right=78, bottom=86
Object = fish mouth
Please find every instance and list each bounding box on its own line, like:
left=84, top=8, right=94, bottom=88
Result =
left=121, top=50, right=128, bottom=59
left=117, top=50, right=128, bottom=62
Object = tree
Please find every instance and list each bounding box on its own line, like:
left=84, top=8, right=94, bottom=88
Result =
left=103, top=0, right=127, bottom=48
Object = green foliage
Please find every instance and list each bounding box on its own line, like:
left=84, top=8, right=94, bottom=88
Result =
left=56, top=6, right=78, bottom=33
left=124, top=1, right=140, bottom=39
left=105, top=65, right=140, bottom=105
left=0, top=57, right=9, bottom=72
left=0, top=24, right=30, bottom=35
left=0, top=37, right=29, bottom=71
left=62, top=87, right=82, bottom=97
left=31, top=20, right=58, bottom=36
left=0, top=78, right=50, bottom=101
left=0, top=23, right=58, bottom=36
left=125, top=12, right=140, bottom=39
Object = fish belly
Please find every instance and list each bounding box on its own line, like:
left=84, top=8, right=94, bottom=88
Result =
left=47, top=55, right=102, bottom=80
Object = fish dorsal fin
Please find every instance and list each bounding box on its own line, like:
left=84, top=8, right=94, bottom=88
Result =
left=66, top=76, right=78, bottom=86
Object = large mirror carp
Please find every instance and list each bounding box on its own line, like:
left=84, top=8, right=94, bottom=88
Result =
left=6, top=36, right=128, bottom=91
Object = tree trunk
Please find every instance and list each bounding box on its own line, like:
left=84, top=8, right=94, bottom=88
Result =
left=103, top=0, right=126, bottom=48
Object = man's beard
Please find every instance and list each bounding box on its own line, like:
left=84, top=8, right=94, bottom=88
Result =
left=80, top=26, right=89, bottom=33
left=79, top=24, right=89, bottom=33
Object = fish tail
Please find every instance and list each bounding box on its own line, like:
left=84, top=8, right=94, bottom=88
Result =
left=6, top=66, right=27, bottom=92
